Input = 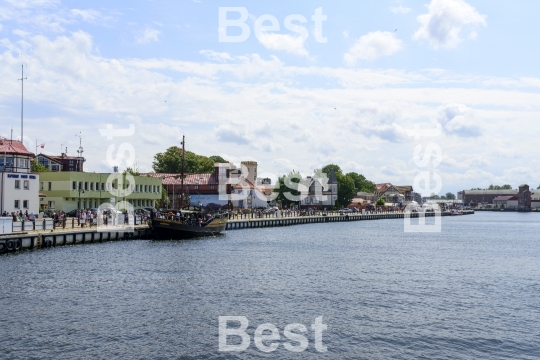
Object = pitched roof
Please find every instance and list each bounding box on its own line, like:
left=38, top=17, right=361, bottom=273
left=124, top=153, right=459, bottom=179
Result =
left=463, top=190, right=518, bottom=195
left=493, top=196, right=518, bottom=201
left=0, top=139, right=33, bottom=156
left=142, top=173, right=218, bottom=185
left=39, top=153, right=83, bottom=161
left=376, top=183, right=392, bottom=193
left=328, top=169, right=338, bottom=184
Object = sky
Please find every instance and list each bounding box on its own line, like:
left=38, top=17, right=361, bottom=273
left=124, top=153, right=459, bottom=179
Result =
left=1, top=0, right=540, bottom=195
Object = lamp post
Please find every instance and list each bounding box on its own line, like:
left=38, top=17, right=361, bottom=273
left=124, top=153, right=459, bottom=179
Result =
left=78, top=184, right=85, bottom=210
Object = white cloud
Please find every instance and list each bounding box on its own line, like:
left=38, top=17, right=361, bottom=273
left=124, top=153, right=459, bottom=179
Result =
left=136, top=27, right=160, bottom=44
left=2, top=31, right=540, bottom=191
left=71, top=9, right=102, bottom=22
left=343, top=30, right=349, bottom=38
left=390, top=5, right=411, bottom=14
left=414, top=0, right=487, bottom=49
left=344, top=31, right=403, bottom=66
left=13, top=29, right=31, bottom=37
left=257, top=32, right=309, bottom=57
left=3, top=0, right=59, bottom=8
left=437, top=102, right=481, bottom=137
left=199, top=50, right=233, bottom=62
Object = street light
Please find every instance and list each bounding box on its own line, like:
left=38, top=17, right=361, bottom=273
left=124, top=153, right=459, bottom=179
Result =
left=78, top=184, right=85, bottom=210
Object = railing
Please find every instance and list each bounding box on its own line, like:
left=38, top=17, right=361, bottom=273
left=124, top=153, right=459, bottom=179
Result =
left=11, top=219, right=55, bottom=232
left=7, top=216, right=147, bottom=232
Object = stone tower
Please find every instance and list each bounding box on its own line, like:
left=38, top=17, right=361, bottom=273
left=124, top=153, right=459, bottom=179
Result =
left=241, top=161, right=258, bottom=184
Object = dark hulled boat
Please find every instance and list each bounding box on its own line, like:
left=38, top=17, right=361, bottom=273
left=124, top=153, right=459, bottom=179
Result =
left=149, top=210, right=228, bottom=239
left=149, top=136, right=229, bottom=239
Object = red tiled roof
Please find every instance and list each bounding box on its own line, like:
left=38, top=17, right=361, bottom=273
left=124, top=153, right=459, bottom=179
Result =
left=493, top=196, right=518, bottom=201
left=376, top=183, right=392, bottom=193
left=142, top=173, right=218, bottom=185
left=0, top=139, right=33, bottom=156
left=39, top=153, right=82, bottom=161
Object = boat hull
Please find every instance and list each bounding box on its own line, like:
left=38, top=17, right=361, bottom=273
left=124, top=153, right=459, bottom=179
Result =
left=149, top=217, right=228, bottom=240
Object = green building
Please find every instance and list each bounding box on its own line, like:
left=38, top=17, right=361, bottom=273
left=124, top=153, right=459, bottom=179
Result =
left=38, top=172, right=162, bottom=212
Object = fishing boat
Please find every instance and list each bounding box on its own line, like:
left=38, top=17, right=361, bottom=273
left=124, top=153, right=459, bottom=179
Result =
left=149, top=136, right=229, bottom=239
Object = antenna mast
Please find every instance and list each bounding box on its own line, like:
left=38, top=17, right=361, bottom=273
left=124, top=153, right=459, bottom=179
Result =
left=180, top=135, right=185, bottom=207
left=18, top=65, right=27, bottom=143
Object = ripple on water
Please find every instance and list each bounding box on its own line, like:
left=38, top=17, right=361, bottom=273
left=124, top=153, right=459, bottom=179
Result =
left=1, top=212, right=540, bottom=359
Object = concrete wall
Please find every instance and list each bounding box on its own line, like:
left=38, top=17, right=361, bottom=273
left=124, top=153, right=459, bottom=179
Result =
left=1, top=172, right=40, bottom=214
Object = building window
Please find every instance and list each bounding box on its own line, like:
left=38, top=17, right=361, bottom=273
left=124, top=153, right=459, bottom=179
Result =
left=23, top=200, right=28, bottom=208
left=84, top=182, right=88, bottom=190
left=18, top=158, right=28, bottom=168
left=51, top=164, right=60, bottom=171
left=73, top=181, right=77, bottom=190
left=14, top=200, right=19, bottom=208
left=48, top=182, right=52, bottom=191
left=15, top=180, right=20, bottom=189
left=90, top=182, right=94, bottom=191
left=41, top=182, right=44, bottom=191
left=48, top=201, right=55, bottom=208
left=24, top=180, right=29, bottom=190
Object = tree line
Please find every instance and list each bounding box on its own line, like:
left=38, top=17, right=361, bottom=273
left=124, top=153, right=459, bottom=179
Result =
left=152, top=147, right=377, bottom=209
left=273, top=164, right=376, bottom=209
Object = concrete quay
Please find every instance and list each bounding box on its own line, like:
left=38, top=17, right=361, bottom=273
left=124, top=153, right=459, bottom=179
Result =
left=225, top=210, right=475, bottom=230
left=0, top=225, right=152, bottom=254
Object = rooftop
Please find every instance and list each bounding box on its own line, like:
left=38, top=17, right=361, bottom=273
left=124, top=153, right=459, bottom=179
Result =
left=0, top=139, right=33, bottom=156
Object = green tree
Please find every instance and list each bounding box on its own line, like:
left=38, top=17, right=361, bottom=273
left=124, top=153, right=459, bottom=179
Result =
left=209, top=155, right=228, bottom=163
left=445, top=192, right=456, bottom=200
left=488, top=184, right=512, bottom=190
left=430, top=193, right=440, bottom=199
left=156, top=186, right=170, bottom=209
left=31, top=158, right=49, bottom=172
left=184, top=151, right=214, bottom=173
left=321, top=164, right=343, bottom=177
left=123, top=167, right=140, bottom=176
left=152, top=147, right=215, bottom=173
left=345, top=172, right=376, bottom=193
left=376, top=198, right=385, bottom=206
left=337, top=173, right=356, bottom=207
left=273, top=170, right=303, bottom=208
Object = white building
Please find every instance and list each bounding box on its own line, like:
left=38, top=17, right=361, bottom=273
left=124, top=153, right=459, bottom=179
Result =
left=299, top=169, right=338, bottom=208
left=0, top=138, right=39, bottom=215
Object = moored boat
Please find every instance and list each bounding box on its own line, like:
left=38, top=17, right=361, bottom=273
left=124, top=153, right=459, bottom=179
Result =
left=148, top=135, right=229, bottom=239
left=149, top=209, right=228, bottom=239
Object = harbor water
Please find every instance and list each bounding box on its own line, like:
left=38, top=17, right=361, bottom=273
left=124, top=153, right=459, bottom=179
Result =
left=1, top=212, right=539, bottom=359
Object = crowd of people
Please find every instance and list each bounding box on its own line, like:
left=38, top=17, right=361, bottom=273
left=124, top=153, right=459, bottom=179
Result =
left=152, top=210, right=214, bottom=227
left=2, top=210, right=37, bottom=222
left=2, top=208, right=149, bottom=228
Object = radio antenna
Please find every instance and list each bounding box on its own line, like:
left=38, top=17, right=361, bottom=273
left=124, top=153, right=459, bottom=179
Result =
left=18, top=64, right=27, bottom=143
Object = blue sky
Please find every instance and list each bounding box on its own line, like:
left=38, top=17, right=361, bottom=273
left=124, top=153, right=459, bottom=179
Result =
left=1, top=0, right=540, bottom=195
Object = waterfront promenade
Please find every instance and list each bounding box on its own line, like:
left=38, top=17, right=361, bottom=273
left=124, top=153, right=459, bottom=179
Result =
left=0, top=210, right=474, bottom=254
